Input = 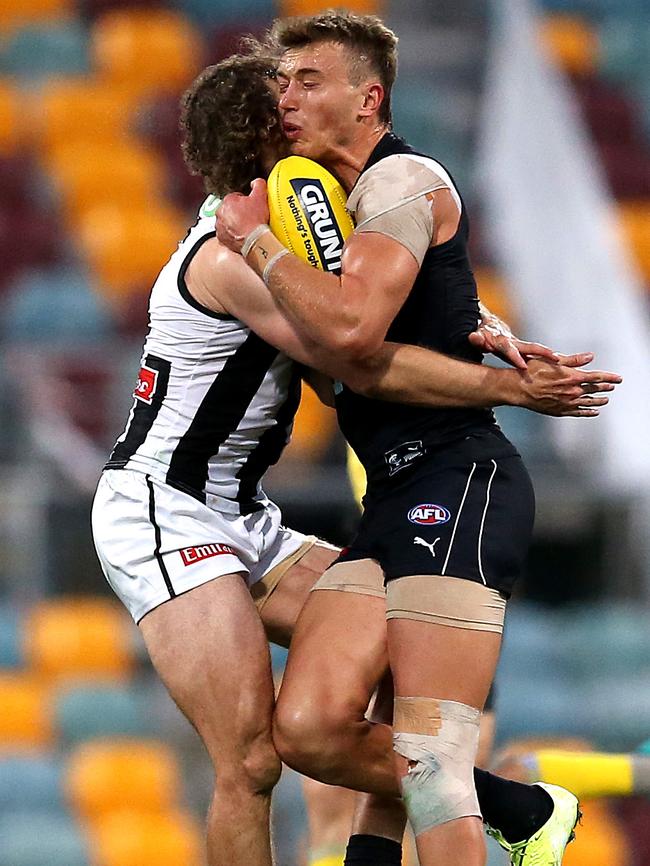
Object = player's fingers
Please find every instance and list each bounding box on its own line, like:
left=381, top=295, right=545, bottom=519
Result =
left=580, top=383, right=615, bottom=394
left=468, top=331, right=487, bottom=350
left=579, top=368, right=623, bottom=384
left=517, top=341, right=560, bottom=362
left=575, top=395, right=609, bottom=407
left=250, top=177, right=268, bottom=198
left=563, top=408, right=600, bottom=417
left=555, top=352, right=594, bottom=367
left=500, top=343, right=528, bottom=370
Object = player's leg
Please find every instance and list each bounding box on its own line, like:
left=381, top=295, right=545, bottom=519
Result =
left=139, top=575, right=279, bottom=866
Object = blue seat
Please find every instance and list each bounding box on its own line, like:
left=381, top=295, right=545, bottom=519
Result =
left=0, top=754, right=66, bottom=814
left=54, top=682, right=152, bottom=746
left=0, top=812, right=91, bottom=866
left=599, top=17, right=650, bottom=83
left=176, top=0, right=274, bottom=26
left=3, top=267, right=113, bottom=344
left=0, top=604, right=23, bottom=668
left=1, top=23, right=90, bottom=80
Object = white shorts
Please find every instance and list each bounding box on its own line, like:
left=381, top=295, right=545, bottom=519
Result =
left=91, top=469, right=314, bottom=624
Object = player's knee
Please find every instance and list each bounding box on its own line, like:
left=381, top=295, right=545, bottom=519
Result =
left=273, top=699, right=355, bottom=775
left=241, top=739, right=282, bottom=794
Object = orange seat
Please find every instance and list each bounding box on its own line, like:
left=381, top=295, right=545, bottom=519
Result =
left=90, top=809, right=203, bottom=866
left=36, top=80, right=139, bottom=155
left=0, top=673, right=52, bottom=749
left=25, top=597, right=134, bottom=683
left=77, top=202, right=186, bottom=301
left=0, top=80, right=22, bottom=156
left=0, top=0, right=72, bottom=31
left=617, top=200, right=650, bottom=283
left=539, top=14, right=598, bottom=77
left=473, top=267, right=518, bottom=329
left=48, top=142, right=166, bottom=219
left=563, top=800, right=629, bottom=866
left=279, top=0, right=382, bottom=13
left=66, top=739, right=180, bottom=820
left=285, top=383, right=338, bottom=460
left=91, top=10, right=203, bottom=96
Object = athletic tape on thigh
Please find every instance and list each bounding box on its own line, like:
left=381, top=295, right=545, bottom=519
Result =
left=393, top=697, right=481, bottom=835
left=250, top=537, right=317, bottom=611
left=386, top=574, right=506, bottom=633
left=310, top=559, right=386, bottom=598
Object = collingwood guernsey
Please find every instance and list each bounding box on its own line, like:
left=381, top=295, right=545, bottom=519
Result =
left=106, top=196, right=301, bottom=514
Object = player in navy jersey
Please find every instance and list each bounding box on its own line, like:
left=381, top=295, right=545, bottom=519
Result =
left=215, top=14, right=619, bottom=866
left=92, top=49, right=619, bottom=866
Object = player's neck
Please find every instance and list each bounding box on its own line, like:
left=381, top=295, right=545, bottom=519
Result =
left=322, top=123, right=388, bottom=192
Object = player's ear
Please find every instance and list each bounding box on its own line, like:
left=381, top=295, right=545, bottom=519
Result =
left=359, top=82, right=384, bottom=118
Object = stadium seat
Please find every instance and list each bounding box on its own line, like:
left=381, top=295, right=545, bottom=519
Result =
left=91, top=9, right=204, bottom=96
left=598, top=16, right=650, bottom=84
left=0, top=811, right=91, bottom=866
left=0, top=673, right=53, bottom=748
left=279, top=0, right=382, bottom=14
left=617, top=200, right=650, bottom=281
left=571, top=75, right=641, bottom=146
left=76, top=201, right=186, bottom=301
left=2, top=22, right=90, bottom=80
left=24, top=597, right=134, bottom=682
left=2, top=267, right=114, bottom=344
left=177, top=0, right=272, bottom=26
left=207, top=22, right=269, bottom=62
left=79, top=0, right=167, bottom=23
left=285, top=384, right=337, bottom=460
left=473, top=267, right=518, bottom=329
left=0, top=81, right=22, bottom=157
left=559, top=802, right=629, bottom=866
left=0, top=0, right=73, bottom=31
left=89, top=809, right=203, bottom=866
left=36, top=80, right=139, bottom=155
left=54, top=683, right=152, bottom=745
left=0, top=603, right=23, bottom=667
left=66, top=739, right=181, bottom=820
left=540, top=14, right=597, bottom=76
left=597, top=141, right=650, bottom=198
left=0, top=753, right=66, bottom=814
left=48, top=141, right=167, bottom=220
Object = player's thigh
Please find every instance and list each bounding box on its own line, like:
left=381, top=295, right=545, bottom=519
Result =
left=256, top=541, right=340, bottom=647
left=139, top=573, right=277, bottom=773
left=276, top=559, right=389, bottom=725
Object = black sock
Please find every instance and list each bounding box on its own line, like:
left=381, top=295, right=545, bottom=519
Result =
left=474, top=768, right=554, bottom=843
left=343, top=833, right=402, bottom=866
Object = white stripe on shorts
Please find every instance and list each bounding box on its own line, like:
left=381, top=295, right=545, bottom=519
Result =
left=477, top=460, right=498, bottom=585
left=441, top=462, right=476, bottom=576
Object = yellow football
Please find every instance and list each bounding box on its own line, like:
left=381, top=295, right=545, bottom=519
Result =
left=267, top=156, right=354, bottom=274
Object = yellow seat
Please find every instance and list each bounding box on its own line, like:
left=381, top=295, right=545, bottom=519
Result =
left=0, top=0, right=72, bottom=31
left=539, top=14, right=598, bottom=76
left=0, top=673, right=52, bottom=749
left=25, top=597, right=134, bottom=683
left=77, top=202, right=186, bottom=302
left=90, top=809, right=203, bottom=866
left=66, top=739, right=180, bottom=820
left=91, top=9, right=203, bottom=96
left=36, top=80, right=139, bottom=155
left=473, top=267, right=518, bottom=330
left=0, top=80, right=22, bottom=156
left=48, top=141, right=166, bottom=219
left=285, top=383, right=338, bottom=460
left=617, top=200, right=650, bottom=283
left=279, top=0, right=382, bottom=13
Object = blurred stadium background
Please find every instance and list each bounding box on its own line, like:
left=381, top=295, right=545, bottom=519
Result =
left=0, top=0, right=649, bottom=863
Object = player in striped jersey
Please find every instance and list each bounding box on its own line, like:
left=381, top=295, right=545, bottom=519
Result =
left=92, top=53, right=619, bottom=866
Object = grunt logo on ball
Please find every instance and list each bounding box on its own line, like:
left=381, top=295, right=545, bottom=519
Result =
left=288, top=178, right=345, bottom=273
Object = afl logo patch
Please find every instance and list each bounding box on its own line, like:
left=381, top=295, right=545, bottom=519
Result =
left=408, top=504, right=451, bottom=526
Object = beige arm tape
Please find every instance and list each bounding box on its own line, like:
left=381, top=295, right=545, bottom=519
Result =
left=243, top=227, right=288, bottom=280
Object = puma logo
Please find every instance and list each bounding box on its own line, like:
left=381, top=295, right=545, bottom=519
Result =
left=413, top=537, right=440, bottom=558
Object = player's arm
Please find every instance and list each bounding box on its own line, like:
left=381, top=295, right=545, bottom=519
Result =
left=189, top=239, right=620, bottom=417
left=470, top=300, right=560, bottom=370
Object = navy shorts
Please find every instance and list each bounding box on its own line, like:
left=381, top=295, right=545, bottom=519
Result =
left=337, top=431, right=535, bottom=598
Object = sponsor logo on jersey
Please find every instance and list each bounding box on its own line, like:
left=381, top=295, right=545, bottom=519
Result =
left=413, top=536, right=441, bottom=557
left=289, top=178, right=345, bottom=273
left=180, top=543, right=237, bottom=566
left=385, top=440, right=424, bottom=476
left=134, top=365, right=159, bottom=404
left=408, top=504, right=451, bottom=526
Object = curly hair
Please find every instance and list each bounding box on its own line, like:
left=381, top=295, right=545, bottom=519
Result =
left=180, top=54, right=288, bottom=196
left=270, top=11, right=398, bottom=124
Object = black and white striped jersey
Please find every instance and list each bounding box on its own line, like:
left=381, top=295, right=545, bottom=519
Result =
left=106, top=195, right=301, bottom=514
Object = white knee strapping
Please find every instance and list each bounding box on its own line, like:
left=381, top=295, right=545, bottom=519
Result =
left=393, top=697, right=481, bottom=836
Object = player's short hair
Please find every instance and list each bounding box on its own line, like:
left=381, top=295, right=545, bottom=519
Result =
left=270, top=10, right=398, bottom=124
left=180, top=54, right=288, bottom=196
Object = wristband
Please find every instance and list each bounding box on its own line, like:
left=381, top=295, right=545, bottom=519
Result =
left=262, top=248, right=290, bottom=285
left=241, top=224, right=271, bottom=259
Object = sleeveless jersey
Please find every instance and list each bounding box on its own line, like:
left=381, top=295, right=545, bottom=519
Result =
left=335, top=132, right=499, bottom=484
left=105, top=195, right=301, bottom=514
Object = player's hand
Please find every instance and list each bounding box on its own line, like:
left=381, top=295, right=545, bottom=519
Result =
left=469, top=317, right=559, bottom=370
left=516, top=354, right=622, bottom=417
left=216, top=178, right=270, bottom=254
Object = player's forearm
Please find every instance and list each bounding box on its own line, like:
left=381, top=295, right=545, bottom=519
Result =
left=245, top=230, right=368, bottom=356
left=345, top=342, right=523, bottom=408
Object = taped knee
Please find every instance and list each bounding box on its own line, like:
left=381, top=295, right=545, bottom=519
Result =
left=393, top=697, right=481, bottom=836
